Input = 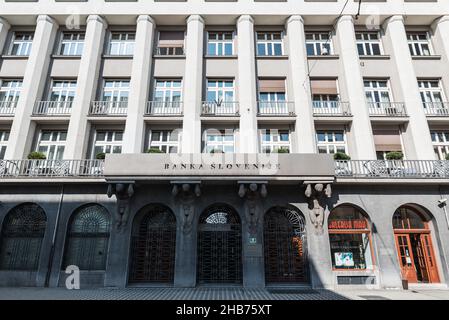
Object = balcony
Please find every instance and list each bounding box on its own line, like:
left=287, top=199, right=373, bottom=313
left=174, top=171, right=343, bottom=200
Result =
left=422, top=102, right=449, bottom=117
left=368, top=102, right=407, bottom=117
left=257, top=101, right=295, bottom=116
left=0, top=159, right=104, bottom=178
left=335, top=160, right=449, bottom=178
left=154, top=46, right=185, bottom=56
left=146, top=101, right=183, bottom=116
left=33, top=101, right=72, bottom=116
left=0, top=100, right=17, bottom=116
left=313, top=101, right=351, bottom=116
left=90, top=101, right=128, bottom=116
left=201, top=101, right=239, bottom=116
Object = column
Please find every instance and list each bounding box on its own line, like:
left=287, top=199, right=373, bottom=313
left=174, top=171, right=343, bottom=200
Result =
left=123, top=15, right=155, bottom=153
left=64, top=15, right=107, bottom=159
left=286, top=16, right=316, bottom=153
left=336, top=15, right=376, bottom=160
left=237, top=15, right=258, bottom=154
left=383, top=15, right=435, bottom=160
left=181, top=15, right=204, bottom=154
left=5, top=15, right=58, bottom=159
left=0, top=17, right=10, bottom=54
left=431, top=16, right=449, bottom=101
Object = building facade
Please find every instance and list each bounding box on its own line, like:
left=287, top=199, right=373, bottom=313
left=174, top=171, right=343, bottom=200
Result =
left=0, top=0, right=449, bottom=289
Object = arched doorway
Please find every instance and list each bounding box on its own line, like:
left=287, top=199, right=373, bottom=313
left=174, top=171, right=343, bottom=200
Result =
left=62, top=204, right=111, bottom=271
left=197, top=204, right=242, bottom=284
left=0, top=203, right=46, bottom=270
left=263, top=206, right=308, bottom=284
left=129, top=204, right=176, bottom=284
left=393, top=205, right=440, bottom=283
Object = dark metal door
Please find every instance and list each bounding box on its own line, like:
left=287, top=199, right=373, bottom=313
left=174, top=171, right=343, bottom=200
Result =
left=264, top=207, right=308, bottom=283
left=129, top=206, right=176, bottom=283
left=197, top=206, right=242, bottom=284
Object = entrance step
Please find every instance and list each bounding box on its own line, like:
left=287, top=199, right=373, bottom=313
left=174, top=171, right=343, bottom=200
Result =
left=408, top=283, right=448, bottom=290
left=266, top=284, right=315, bottom=294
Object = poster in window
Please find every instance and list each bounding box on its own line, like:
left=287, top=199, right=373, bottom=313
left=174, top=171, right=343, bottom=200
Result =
left=335, top=252, right=354, bottom=267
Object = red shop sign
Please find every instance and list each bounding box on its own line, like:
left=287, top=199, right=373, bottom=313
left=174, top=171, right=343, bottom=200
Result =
left=328, top=219, right=367, bottom=230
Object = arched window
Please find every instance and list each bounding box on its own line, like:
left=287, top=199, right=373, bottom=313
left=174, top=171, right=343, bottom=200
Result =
left=328, top=205, right=374, bottom=270
left=393, top=206, right=426, bottom=230
left=0, top=203, right=46, bottom=270
left=62, top=204, right=111, bottom=270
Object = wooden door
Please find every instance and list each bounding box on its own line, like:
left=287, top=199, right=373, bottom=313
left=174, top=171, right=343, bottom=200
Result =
left=394, top=234, right=418, bottom=283
left=421, top=234, right=440, bottom=283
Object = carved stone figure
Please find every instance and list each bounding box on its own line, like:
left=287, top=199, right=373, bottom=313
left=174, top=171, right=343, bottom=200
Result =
left=172, top=182, right=201, bottom=235
left=304, top=183, right=332, bottom=234
left=107, top=182, right=135, bottom=230
left=238, top=182, right=267, bottom=234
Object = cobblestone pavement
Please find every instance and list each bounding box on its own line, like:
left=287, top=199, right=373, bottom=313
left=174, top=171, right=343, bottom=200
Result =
left=0, top=287, right=448, bottom=300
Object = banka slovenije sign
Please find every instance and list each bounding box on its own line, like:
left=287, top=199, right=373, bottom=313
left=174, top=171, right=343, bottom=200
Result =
left=104, top=153, right=334, bottom=178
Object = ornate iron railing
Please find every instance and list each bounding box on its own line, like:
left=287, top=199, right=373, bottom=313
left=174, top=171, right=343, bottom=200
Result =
left=0, top=100, right=17, bottom=115
left=335, top=160, right=449, bottom=178
left=90, top=101, right=128, bottom=115
left=33, top=101, right=72, bottom=115
left=201, top=101, right=239, bottom=116
left=422, top=102, right=449, bottom=116
left=313, top=101, right=351, bottom=116
left=367, top=102, right=407, bottom=116
left=146, top=101, right=183, bottom=115
left=257, top=101, right=295, bottom=116
left=0, top=159, right=104, bottom=178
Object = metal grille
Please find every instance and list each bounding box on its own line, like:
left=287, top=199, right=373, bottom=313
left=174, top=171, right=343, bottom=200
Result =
left=264, top=207, right=308, bottom=283
left=0, top=203, right=46, bottom=270
left=62, top=204, right=111, bottom=270
left=197, top=205, right=242, bottom=284
left=129, top=205, right=176, bottom=283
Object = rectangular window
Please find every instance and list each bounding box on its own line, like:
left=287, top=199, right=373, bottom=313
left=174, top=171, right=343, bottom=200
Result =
left=364, top=80, right=391, bottom=106
left=92, top=130, right=123, bottom=158
left=407, top=32, right=432, bottom=56
left=36, top=130, right=67, bottom=160
left=0, top=80, right=22, bottom=105
left=431, top=131, right=449, bottom=160
left=59, top=32, right=84, bottom=56
left=329, top=233, right=373, bottom=270
left=207, top=31, right=233, bottom=56
left=259, top=129, right=290, bottom=153
left=305, top=32, right=332, bottom=56
left=311, top=79, right=339, bottom=109
left=108, top=32, right=135, bottom=56
left=316, top=130, right=347, bottom=154
left=10, top=32, right=33, bottom=56
left=256, top=32, right=283, bottom=56
left=149, top=129, right=180, bottom=153
left=50, top=80, right=76, bottom=103
left=206, top=80, right=235, bottom=102
left=418, top=80, right=445, bottom=112
left=156, top=31, right=185, bottom=56
left=355, top=32, right=382, bottom=56
left=0, top=131, right=9, bottom=160
left=373, top=129, right=403, bottom=160
left=204, top=129, right=235, bottom=153
left=150, top=80, right=182, bottom=114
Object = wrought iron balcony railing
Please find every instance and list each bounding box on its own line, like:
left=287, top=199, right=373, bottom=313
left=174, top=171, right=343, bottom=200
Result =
left=0, top=159, right=104, bottom=178
left=201, top=101, right=239, bottom=116
left=33, top=101, right=72, bottom=116
left=422, top=102, right=449, bottom=116
left=257, top=101, right=295, bottom=116
left=312, top=101, right=351, bottom=116
left=335, top=160, right=449, bottom=178
left=0, top=100, right=17, bottom=115
left=146, top=101, right=183, bottom=116
left=90, top=101, right=128, bottom=115
left=367, top=102, right=407, bottom=117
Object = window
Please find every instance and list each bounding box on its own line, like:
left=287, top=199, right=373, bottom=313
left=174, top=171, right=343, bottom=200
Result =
left=102, top=80, right=129, bottom=111
left=305, top=32, right=332, bottom=56
left=0, top=131, right=9, bottom=159
left=311, top=79, right=339, bottom=109
left=206, top=80, right=234, bottom=102
left=316, top=130, right=347, bottom=154
left=154, top=80, right=182, bottom=103
left=92, top=130, right=123, bottom=159
left=328, top=205, right=374, bottom=270
left=10, top=32, right=33, bottom=56
left=149, top=129, right=181, bottom=153
left=355, top=32, right=382, bottom=56
left=156, top=31, right=184, bottom=56
left=59, top=32, right=84, bottom=56
left=0, top=203, right=46, bottom=271
left=36, top=130, right=67, bottom=160
left=256, top=32, right=283, bottom=56
left=407, top=32, right=432, bottom=56
left=0, top=80, right=22, bottom=109
left=62, top=204, right=111, bottom=271
left=204, top=129, right=235, bottom=153
left=207, top=31, right=233, bottom=56
left=108, top=32, right=135, bottom=56
left=431, top=131, right=449, bottom=160
left=373, top=128, right=403, bottom=160
left=259, top=129, right=290, bottom=153
left=49, top=80, right=76, bottom=104
left=364, top=80, right=391, bottom=107
left=418, top=80, right=445, bottom=110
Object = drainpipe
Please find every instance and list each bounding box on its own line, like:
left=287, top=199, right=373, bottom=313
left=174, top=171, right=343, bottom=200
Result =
left=44, top=184, right=64, bottom=287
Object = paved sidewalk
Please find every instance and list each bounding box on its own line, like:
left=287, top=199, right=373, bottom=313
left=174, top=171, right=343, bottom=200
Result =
left=0, top=287, right=448, bottom=300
